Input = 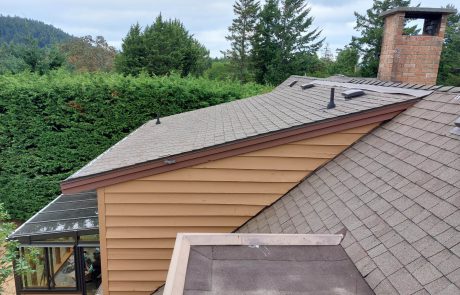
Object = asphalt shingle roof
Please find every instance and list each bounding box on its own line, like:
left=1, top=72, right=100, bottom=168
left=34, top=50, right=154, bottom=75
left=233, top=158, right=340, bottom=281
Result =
left=69, top=76, right=428, bottom=180
left=238, top=91, right=460, bottom=295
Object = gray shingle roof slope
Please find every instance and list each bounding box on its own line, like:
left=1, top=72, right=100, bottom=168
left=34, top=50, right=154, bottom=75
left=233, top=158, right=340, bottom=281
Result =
left=68, top=76, right=426, bottom=180
left=238, top=91, right=460, bottom=295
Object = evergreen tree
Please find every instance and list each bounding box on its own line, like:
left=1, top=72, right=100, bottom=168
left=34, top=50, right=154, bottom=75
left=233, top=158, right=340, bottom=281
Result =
left=0, top=40, right=65, bottom=74
left=252, top=0, right=323, bottom=85
left=115, top=24, right=146, bottom=75
left=252, top=0, right=281, bottom=84
left=0, top=44, right=29, bottom=74
left=438, top=5, right=460, bottom=86
left=333, top=45, right=359, bottom=76
left=225, top=0, right=260, bottom=82
left=116, top=15, right=210, bottom=77
left=351, top=0, right=417, bottom=77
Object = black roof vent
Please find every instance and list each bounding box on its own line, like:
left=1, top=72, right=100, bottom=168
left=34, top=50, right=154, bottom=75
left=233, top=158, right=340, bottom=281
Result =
left=327, top=88, right=336, bottom=109
left=289, top=80, right=298, bottom=87
left=301, top=83, right=315, bottom=90
left=156, top=113, right=161, bottom=125
left=451, top=117, right=460, bottom=136
left=342, top=89, right=365, bottom=100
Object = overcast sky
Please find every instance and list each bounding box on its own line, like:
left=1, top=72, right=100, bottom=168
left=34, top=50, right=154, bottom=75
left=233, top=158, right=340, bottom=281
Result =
left=1, top=0, right=456, bottom=57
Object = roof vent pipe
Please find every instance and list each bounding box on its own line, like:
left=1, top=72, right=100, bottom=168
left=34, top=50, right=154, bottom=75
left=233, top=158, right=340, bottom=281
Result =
left=327, top=88, right=336, bottom=109
left=156, top=113, right=161, bottom=125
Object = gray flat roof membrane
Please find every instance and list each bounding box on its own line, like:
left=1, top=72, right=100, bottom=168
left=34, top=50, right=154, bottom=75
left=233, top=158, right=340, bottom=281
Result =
left=184, top=245, right=374, bottom=295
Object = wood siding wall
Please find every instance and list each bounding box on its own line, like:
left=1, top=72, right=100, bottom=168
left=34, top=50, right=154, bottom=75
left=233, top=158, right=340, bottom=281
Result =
left=97, top=123, right=379, bottom=295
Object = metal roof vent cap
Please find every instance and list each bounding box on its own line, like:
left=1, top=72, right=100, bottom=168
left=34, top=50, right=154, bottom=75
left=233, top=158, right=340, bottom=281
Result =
left=301, top=83, right=315, bottom=90
left=450, top=117, right=460, bottom=136
left=156, top=113, right=161, bottom=125
left=342, top=89, right=365, bottom=100
left=327, top=88, right=336, bottom=109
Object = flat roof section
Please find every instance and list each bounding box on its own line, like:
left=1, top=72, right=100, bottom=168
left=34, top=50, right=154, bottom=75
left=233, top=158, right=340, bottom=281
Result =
left=9, top=191, right=98, bottom=241
left=185, top=245, right=374, bottom=294
left=163, top=233, right=374, bottom=295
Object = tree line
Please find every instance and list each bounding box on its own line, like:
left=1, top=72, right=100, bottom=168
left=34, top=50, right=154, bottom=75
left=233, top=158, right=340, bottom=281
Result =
left=1, top=1, right=459, bottom=85
left=0, top=35, right=117, bottom=74
left=0, top=15, right=71, bottom=47
left=223, top=0, right=460, bottom=86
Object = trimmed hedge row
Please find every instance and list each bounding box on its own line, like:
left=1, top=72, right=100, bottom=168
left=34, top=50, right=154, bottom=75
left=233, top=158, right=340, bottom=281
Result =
left=0, top=71, right=271, bottom=219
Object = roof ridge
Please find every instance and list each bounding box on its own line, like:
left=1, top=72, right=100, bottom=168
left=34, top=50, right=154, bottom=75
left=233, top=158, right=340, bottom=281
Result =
left=345, top=77, right=460, bottom=94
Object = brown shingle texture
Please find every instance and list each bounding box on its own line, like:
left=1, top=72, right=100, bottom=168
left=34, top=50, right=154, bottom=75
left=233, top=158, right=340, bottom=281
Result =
left=238, top=92, right=460, bottom=295
left=68, top=76, right=423, bottom=180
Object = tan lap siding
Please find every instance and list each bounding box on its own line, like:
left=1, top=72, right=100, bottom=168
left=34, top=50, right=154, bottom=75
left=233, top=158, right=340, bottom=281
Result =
left=97, top=123, right=379, bottom=295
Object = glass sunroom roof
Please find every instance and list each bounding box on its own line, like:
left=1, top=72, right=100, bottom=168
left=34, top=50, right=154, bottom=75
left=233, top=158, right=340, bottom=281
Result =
left=9, top=191, right=98, bottom=240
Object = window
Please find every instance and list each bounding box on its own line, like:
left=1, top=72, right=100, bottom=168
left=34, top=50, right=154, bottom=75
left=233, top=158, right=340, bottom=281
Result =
left=49, top=247, right=77, bottom=288
left=20, top=248, right=47, bottom=289
left=19, top=246, right=77, bottom=291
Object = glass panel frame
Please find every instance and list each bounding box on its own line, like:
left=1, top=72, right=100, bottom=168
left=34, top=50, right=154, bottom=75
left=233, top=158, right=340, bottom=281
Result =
left=48, top=247, right=77, bottom=289
left=20, top=247, right=48, bottom=289
left=16, top=234, right=100, bottom=294
left=17, top=246, right=80, bottom=293
left=9, top=191, right=99, bottom=241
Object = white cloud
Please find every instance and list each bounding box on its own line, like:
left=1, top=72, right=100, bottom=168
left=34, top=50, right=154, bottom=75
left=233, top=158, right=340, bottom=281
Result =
left=195, top=29, right=229, bottom=57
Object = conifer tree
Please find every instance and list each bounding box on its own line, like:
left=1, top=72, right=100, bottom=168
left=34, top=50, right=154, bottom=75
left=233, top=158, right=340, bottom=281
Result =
left=252, top=0, right=323, bottom=85
left=333, top=45, right=359, bottom=76
left=115, top=24, right=146, bottom=75
left=252, top=0, right=280, bottom=84
left=116, top=16, right=210, bottom=76
left=225, top=0, right=260, bottom=83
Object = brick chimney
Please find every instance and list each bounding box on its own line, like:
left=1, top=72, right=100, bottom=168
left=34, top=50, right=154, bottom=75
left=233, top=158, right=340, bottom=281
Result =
left=378, top=7, right=456, bottom=85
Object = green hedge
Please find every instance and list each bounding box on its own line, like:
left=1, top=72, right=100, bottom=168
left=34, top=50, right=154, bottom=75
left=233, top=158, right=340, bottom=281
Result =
left=0, top=71, right=271, bottom=220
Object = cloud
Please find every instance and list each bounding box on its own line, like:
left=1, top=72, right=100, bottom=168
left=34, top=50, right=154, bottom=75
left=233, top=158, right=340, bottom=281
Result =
left=195, top=29, right=230, bottom=57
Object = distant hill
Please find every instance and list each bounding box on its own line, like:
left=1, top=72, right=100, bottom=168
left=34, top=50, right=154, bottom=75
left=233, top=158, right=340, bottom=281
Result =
left=0, top=15, right=72, bottom=47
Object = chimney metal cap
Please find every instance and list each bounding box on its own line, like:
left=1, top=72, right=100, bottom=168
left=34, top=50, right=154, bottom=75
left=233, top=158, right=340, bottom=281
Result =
left=380, top=7, right=457, bottom=18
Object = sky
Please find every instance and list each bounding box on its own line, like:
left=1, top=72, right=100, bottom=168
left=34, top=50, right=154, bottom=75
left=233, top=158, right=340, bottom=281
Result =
left=1, top=0, right=456, bottom=57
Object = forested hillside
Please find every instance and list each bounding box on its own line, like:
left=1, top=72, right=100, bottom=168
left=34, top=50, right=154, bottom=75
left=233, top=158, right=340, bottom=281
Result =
left=0, top=71, right=271, bottom=219
left=0, top=15, right=72, bottom=47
